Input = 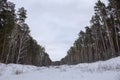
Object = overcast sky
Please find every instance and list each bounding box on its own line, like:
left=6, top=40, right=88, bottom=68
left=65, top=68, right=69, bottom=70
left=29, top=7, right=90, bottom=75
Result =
left=10, top=0, right=108, bottom=61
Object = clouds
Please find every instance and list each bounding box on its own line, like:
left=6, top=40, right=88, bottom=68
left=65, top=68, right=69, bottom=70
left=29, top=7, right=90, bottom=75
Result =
left=10, top=0, right=108, bottom=61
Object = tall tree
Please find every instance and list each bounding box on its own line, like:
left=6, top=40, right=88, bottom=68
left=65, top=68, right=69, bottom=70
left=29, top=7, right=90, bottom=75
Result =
left=60, top=0, right=120, bottom=65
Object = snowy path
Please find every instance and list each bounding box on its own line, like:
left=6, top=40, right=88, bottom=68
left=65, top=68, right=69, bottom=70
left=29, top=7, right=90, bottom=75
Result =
left=0, top=57, right=120, bottom=80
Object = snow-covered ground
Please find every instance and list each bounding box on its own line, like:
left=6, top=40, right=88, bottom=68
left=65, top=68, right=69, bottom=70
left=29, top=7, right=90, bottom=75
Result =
left=0, top=57, right=120, bottom=80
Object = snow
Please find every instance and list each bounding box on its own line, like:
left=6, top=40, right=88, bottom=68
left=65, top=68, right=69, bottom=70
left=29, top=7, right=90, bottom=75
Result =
left=0, top=57, right=120, bottom=80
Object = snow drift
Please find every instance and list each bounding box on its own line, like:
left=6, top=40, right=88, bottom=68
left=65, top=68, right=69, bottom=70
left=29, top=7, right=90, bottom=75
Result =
left=0, top=56, right=120, bottom=80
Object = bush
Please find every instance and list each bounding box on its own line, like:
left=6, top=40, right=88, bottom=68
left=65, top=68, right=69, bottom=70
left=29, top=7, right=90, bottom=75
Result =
left=15, top=70, right=23, bottom=75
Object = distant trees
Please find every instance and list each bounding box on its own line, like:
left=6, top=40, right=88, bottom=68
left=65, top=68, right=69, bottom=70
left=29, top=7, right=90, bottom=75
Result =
left=0, top=0, right=51, bottom=66
left=60, top=0, right=120, bottom=65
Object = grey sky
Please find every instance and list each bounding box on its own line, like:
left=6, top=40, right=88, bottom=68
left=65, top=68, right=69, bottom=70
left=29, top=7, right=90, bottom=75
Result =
left=10, top=0, right=108, bottom=61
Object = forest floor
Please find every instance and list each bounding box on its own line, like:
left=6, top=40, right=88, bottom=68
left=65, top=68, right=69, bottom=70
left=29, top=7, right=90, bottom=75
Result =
left=0, top=57, right=120, bottom=80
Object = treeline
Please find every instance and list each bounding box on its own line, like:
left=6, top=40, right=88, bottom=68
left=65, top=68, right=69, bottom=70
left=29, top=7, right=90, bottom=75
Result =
left=60, top=0, right=120, bottom=65
left=0, top=0, right=51, bottom=66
